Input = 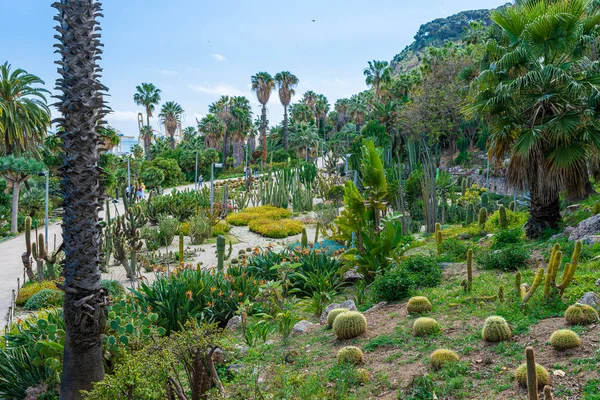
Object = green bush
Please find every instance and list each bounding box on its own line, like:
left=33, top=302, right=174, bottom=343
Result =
left=440, top=238, right=468, bottom=261
left=188, top=214, right=212, bottom=245
left=157, top=214, right=181, bottom=247
left=24, top=289, right=63, bottom=311
left=484, top=209, right=528, bottom=232
left=101, top=280, right=125, bottom=299
left=16, top=281, right=59, bottom=306
left=248, top=218, right=302, bottom=238
left=401, top=255, right=442, bottom=288
left=371, top=266, right=414, bottom=302
left=477, top=244, right=530, bottom=271
left=226, top=206, right=291, bottom=226
left=491, top=228, right=523, bottom=249
left=212, top=219, right=231, bottom=236
left=142, top=227, right=161, bottom=252
left=140, top=166, right=165, bottom=189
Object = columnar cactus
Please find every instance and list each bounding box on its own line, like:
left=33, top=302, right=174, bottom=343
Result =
left=481, top=193, right=489, bottom=208
left=301, top=227, right=308, bottom=248
left=178, top=232, right=184, bottom=264
left=332, top=311, right=367, bottom=340
left=543, top=386, right=553, bottom=400
left=466, top=204, right=474, bottom=225
left=498, top=205, right=508, bottom=229
left=564, top=304, right=599, bottom=325
left=508, top=201, right=516, bottom=212
left=430, top=349, right=459, bottom=370
left=31, top=233, right=46, bottom=281
left=520, top=268, right=544, bottom=305
left=461, top=179, right=467, bottom=196
left=515, top=271, right=522, bottom=298
left=466, top=249, right=473, bottom=292
left=435, top=230, right=442, bottom=256
left=482, top=316, right=512, bottom=342
left=217, top=235, right=226, bottom=271
left=549, top=329, right=581, bottom=350
left=21, top=216, right=36, bottom=281
left=407, top=296, right=432, bottom=314
left=497, top=285, right=504, bottom=302
left=543, top=241, right=581, bottom=298
left=478, top=207, right=488, bottom=228
left=412, top=317, right=440, bottom=336
left=514, top=347, right=550, bottom=392
left=327, top=308, right=349, bottom=328
left=314, top=222, right=320, bottom=243
left=337, top=346, right=363, bottom=365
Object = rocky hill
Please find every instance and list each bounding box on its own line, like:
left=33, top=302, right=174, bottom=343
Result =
left=390, top=8, right=497, bottom=73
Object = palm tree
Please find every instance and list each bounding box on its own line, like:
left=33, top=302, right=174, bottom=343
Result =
left=290, top=102, right=314, bottom=125
left=159, top=101, right=184, bottom=149
left=98, top=125, right=120, bottom=153
left=290, top=121, right=319, bottom=160
left=251, top=72, right=275, bottom=163
left=466, top=0, right=600, bottom=238
left=198, top=114, right=224, bottom=150
left=209, top=96, right=234, bottom=162
left=315, top=94, right=330, bottom=137
left=274, top=71, right=299, bottom=150
left=349, top=94, right=369, bottom=132
left=133, top=83, right=161, bottom=127
left=0, top=62, right=51, bottom=156
left=334, top=98, right=351, bottom=131
left=53, top=0, right=108, bottom=397
left=363, top=60, right=392, bottom=101
left=182, top=126, right=196, bottom=142
left=138, top=125, right=154, bottom=160
left=230, top=96, right=253, bottom=167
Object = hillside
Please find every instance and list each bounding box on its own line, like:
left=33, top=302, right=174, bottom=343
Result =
left=390, top=8, right=495, bottom=73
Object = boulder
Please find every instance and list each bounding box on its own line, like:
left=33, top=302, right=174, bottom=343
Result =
left=292, top=320, right=316, bottom=335
left=577, top=292, right=600, bottom=309
left=583, top=235, right=600, bottom=245
left=343, top=268, right=364, bottom=282
left=596, top=279, right=600, bottom=287
left=569, top=215, right=600, bottom=241
left=566, top=204, right=582, bottom=212
left=320, top=300, right=357, bottom=324
left=226, top=316, right=242, bottom=331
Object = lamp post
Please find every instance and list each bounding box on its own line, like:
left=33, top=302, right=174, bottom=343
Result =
left=305, top=147, right=310, bottom=163
left=194, top=151, right=199, bottom=190
left=37, top=171, right=49, bottom=248
left=210, top=162, right=223, bottom=212
left=125, top=153, right=131, bottom=189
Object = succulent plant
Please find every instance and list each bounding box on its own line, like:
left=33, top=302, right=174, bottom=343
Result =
left=549, top=329, right=581, bottom=350
left=514, top=362, right=550, bottom=388
left=498, top=205, right=508, bottom=228
left=301, top=227, right=308, bottom=248
left=430, top=349, right=459, bottom=370
left=407, top=296, right=432, bottom=314
left=230, top=258, right=239, bottom=265
left=354, top=368, right=371, bottom=383
left=412, top=317, right=440, bottom=336
left=326, top=308, right=349, bottom=328
left=337, top=346, right=363, bottom=365
left=238, top=249, right=246, bottom=255
left=564, top=304, right=599, bottom=325
left=478, top=207, right=488, bottom=228
left=333, top=311, right=367, bottom=340
left=544, top=385, right=554, bottom=400
left=465, top=248, right=473, bottom=293
left=482, top=316, right=512, bottom=342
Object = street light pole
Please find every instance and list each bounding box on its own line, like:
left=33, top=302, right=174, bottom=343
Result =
left=210, top=162, right=223, bottom=212
left=126, top=154, right=131, bottom=189
left=194, top=151, right=199, bottom=190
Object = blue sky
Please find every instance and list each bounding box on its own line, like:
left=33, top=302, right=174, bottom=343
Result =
left=1, top=0, right=507, bottom=138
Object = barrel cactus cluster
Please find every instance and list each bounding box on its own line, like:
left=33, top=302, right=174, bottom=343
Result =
left=564, top=304, right=599, bottom=325
left=337, top=346, right=364, bottom=365
left=430, top=349, right=459, bottom=370
left=412, top=317, right=440, bottom=336
left=514, top=362, right=550, bottom=388
left=327, top=308, right=350, bottom=328
left=549, top=329, right=581, bottom=350
left=482, top=316, right=512, bottom=342
left=406, top=296, right=432, bottom=314
left=332, top=311, right=367, bottom=340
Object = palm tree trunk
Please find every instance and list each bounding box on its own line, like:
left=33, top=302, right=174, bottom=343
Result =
left=144, top=135, right=151, bottom=160
left=222, top=131, right=230, bottom=163
left=232, top=137, right=244, bottom=167
left=169, top=128, right=176, bottom=150
left=526, top=177, right=561, bottom=238
left=54, top=1, right=107, bottom=398
left=283, top=105, right=289, bottom=150
left=10, top=180, right=19, bottom=233
left=261, top=105, right=267, bottom=164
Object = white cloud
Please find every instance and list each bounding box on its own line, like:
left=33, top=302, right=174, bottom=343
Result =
left=189, top=83, right=246, bottom=97
left=211, top=53, right=226, bottom=62
left=159, top=69, right=180, bottom=76
left=109, top=110, right=139, bottom=122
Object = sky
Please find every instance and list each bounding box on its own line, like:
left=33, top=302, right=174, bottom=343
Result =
left=1, top=0, right=508, bottom=139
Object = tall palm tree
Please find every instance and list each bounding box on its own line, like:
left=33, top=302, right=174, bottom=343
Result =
left=363, top=60, right=392, bottom=101
left=209, top=95, right=234, bottom=162
left=290, top=121, right=319, bottom=159
left=349, top=94, right=369, bottom=132
left=198, top=114, right=225, bottom=150
left=274, top=71, right=299, bottom=150
left=98, top=125, right=120, bottom=153
left=335, top=98, right=351, bottom=131
left=302, top=90, right=319, bottom=123
left=251, top=72, right=275, bottom=163
left=53, top=0, right=108, bottom=397
left=0, top=62, right=51, bottom=156
left=182, top=126, right=196, bottom=142
left=138, top=125, right=154, bottom=159
left=315, top=94, right=330, bottom=137
left=230, top=96, right=253, bottom=167
left=466, top=0, right=600, bottom=238
left=133, top=82, right=161, bottom=127
left=290, top=101, right=314, bottom=124
left=159, top=101, right=184, bottom=149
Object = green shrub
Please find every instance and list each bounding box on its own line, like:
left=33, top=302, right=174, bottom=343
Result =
left=248, top=218, right=302, bottom=238
left=412, top=317, right=440, bottom=336
left=407, top=296, right=432, bottom=314
left=514, top=363, right=550, bottom=387
left=226, top=206, right=291, bottom=226
left=564, top=304, right=599, bottom=325
left=477, top=244, right=530, bottom=271
left=332, top=311, right=367, bottom=340
left=327, top=308, right=349, bottom=328
left=549, top=329, right=581, bottom=350
left=481, top=316, right=512, bottom=342
left=188, top=214, right=212, bottom=245
left=400, top=255, right=442, bottom=288
left=142, top=227, right=161, bottom=252
left=24, top=289, right=63, bottom=311
left=157, top=214, right=181, bottom=247
left=485, top=209, right=528, bottom=232
left=440, top=238, right=468, bottom=261
left=429, top=349, right=459, bottom=370
left=140, top=166, right=165, bottom=189
left=212, top=219, right=231, bottom=236
left=101, top=280, right=125, bottom=299
left=371, top=266, right=414, bottom=302
left=336, top=346, right=363, bottom=365
left=491, top=228, right=523, bottom=249
left=16, top=281, right=59, bottom=306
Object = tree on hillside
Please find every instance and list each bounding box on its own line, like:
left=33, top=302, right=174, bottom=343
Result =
left=159, top=101, right=184, bottom=149
left=0, top=62, right=51, bottom=156
left=251, top=72, right=275, bottom=164
left=363, top=60, right=392, bottom=101
left=274, top=71, right=299, bottom=150
left=466, top=0, right=600, bottom=237
left=53, top=0, right=109, bottom=396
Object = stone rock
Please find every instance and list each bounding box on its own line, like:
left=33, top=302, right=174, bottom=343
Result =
left=577, top=292, right=600, bottom=308
left=440, top=263, right=454, bottom=269
left=566, top=204, right=582, bottom=212
left=320, top=300, right=357, bottom=324
left=212, top=348, right=226, bottom=364
left=226, top=316, right=242, bottom=331
left=343, top=268, right=364, bottom=282
left=583, top=236, right=600, bottom=245
left=292, top=320, right=316, bottom=335
left=228, top=364, right=246, bottom=375
left=264, top=339, right=277, bottom=346
left=569, top=215, right=600, bottom=241
left=549, top=233, right=564, bottom=241
left=596, top=279, right=600, bottom=287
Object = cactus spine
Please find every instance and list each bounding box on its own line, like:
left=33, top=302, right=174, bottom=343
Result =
left=178, top=232, right=184, bottom=264
left=526, top=347, right=538, bottom=400
left=499, top=205, right=508, bottom=229
left=478, top=207, right=488, bottom=228
left=217, top=234, right=226, bottom=271
left=466, top=249, right=473, bottom=292
left=301, top=228, right=308, bottom=248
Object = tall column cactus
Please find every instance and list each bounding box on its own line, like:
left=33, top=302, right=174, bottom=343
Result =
left=21, top=216, right=36, bottom=281
left=301, top=228, right=308, bottom=249
left=32, top=233, right=46, bottom=281
left=178, top=232, right=184, bottom=264
left=543, top=241, right=581, bottom=298
left=217, top=234, right=226, bottom=271
left=499, top=205, right=508, bottom=229
left=435, top=223, right=442, bottom=256
left=112, top=189, right=146, bottom=282
left=526, top=347, right=538, bottom=400
left=466, top=248, right=473, bottom=292
left=478, top=208, right=488, bottom=228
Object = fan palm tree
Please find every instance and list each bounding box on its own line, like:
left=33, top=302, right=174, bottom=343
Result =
left=209, top=96, right=234, bottom=162
left=98, top=125, right=120, bottom=153
left=0, top=62, right=51, bottom=156
left=274, top=71, right=299, bottom=150
left=363, top=60, right=392, bottom=101
left=251, top=72, right=275, bottom=163
left=315, top=94, right=330, bottom=138
left=290, top=121, right=319, bottom=160
left=198, top=114, right=225, bottom=150
left=466, top=0, right=600, bottom=238
left=159, top=101, right=184, bottom=149
left=138, top=125, right=154, bottom=159
left=230, top=96, right=253, bottom=167
left=335, top=98, right=351, bottom=131
left=182, top=126, right=196, bottom=142
left=133, top=82, right=161, bottom=127
left=290, top=102, right=314, bottom=124
left=349, top=94, right=369, bottom=132
left=53, top=0, right=108, bottom=396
